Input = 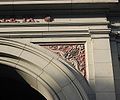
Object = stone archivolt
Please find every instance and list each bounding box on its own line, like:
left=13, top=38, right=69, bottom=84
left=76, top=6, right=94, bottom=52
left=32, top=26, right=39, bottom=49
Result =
left=0, top=38, right=90, bottom=100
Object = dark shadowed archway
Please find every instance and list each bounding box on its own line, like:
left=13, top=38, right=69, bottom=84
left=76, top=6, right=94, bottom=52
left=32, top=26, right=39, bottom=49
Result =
left=0, top=64, right=46, bottom=100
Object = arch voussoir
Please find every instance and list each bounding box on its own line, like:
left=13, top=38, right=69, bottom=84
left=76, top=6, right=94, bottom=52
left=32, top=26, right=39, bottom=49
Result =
left=0, top=38, right=89, bottom=100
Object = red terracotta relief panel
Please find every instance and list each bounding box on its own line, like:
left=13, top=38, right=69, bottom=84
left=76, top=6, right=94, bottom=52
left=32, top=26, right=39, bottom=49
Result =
left=39, top=43, right=86, bottom=77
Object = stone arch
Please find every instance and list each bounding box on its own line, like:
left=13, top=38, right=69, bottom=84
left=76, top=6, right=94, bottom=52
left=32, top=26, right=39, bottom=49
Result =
left=0, top=38, right=90, bottom=100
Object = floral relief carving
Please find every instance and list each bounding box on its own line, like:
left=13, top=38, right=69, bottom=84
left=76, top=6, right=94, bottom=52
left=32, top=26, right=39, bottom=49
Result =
left=39, top=43, right=86, bottom=77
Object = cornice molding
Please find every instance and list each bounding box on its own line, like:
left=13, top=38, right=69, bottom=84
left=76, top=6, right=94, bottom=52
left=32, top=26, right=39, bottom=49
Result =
left=0, top=21, right=109, bottom=27
left=89, top=29, right=111, bottom=39
left=89, top=29, right=111, bottom=34
left=0, top=17, right=109, bottom=38
left=0, top=0, right=118, bottom=5
left=0, top=31, right=90, bottom=38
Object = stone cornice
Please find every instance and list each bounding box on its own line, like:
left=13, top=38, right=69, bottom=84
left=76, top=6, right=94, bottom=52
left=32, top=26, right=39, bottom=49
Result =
left=89, top=29, right=110, bottom=39
left=0, top=17, right=109, bottom=38
left=89, top=29, right=111, bottom=34
left=0, top=31, right=90, bottom=38
left=0, top=21, right=109, bottom=27
left=0, top=0, right=118, bottom=5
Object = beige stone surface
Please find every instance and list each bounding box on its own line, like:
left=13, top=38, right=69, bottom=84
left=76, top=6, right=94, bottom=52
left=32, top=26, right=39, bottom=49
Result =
left=94, top=63, right=113, bottom=77
left=62, top=83, right=83, bottom=100
left=93, top=50, right=112, bottom=63
left=44, top=62, right=71, bottom=88
left=0, top=0, right=118, bottom=5
left=0, top=38, right=90, bottom=100
left=95, top=77, right=115, bottom=92
left=92, top=35, right=116, bottom=100
left=96, top=93, right=116, bottom=100
left=93, top=39, right=110, bottom=50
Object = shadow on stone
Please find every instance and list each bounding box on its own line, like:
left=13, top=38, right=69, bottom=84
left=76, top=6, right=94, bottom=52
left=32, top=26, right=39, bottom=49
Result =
left=0, top=64, right=46, bottom=100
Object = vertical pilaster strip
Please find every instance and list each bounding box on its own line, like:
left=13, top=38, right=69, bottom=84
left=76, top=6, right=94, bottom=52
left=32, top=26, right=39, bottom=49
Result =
left=91, top=31, right=116, bottom=100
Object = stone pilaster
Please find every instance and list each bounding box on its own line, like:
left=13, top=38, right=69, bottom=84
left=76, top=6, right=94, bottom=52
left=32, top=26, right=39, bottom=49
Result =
left=90, top=29, right=116, bottom=100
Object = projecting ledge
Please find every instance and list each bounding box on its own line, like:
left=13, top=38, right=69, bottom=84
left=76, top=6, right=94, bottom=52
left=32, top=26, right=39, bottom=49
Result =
left=89, top=29, right=111, bottom=34
left=0, top=0, right=118, bottom=5
left=89, top=29, right=111, bottom=39
left=0, top=31, right=90, bottom=38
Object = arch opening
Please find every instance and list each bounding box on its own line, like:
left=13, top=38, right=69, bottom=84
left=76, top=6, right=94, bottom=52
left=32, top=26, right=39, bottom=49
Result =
left=0, top=64, right=47, bottom=100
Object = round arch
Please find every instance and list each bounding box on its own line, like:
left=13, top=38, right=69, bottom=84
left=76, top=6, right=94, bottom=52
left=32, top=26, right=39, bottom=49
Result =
left=0, top=38, right=90, bottom=100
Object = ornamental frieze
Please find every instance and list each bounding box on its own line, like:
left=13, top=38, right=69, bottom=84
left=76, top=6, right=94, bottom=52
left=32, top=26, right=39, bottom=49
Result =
left=0, top=17, right=54, bottom=23
left=39, top=43, right=86, bottom=77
